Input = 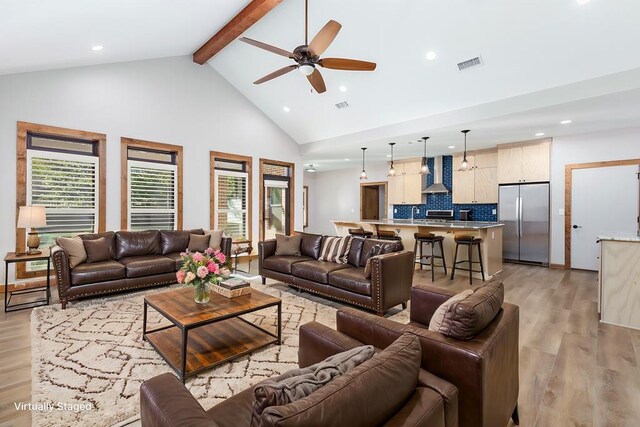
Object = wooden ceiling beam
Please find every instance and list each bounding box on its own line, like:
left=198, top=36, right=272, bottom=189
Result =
left=193, top=0, right=284, bottom=65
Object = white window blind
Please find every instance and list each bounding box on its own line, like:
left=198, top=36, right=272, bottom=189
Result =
left=128, top=160, right=177, bottom=231
left=27, top=150, right=100, bottom=270
left=264, top=179, right=289, bottom=189
left=214, top=170, right=249, bottom=240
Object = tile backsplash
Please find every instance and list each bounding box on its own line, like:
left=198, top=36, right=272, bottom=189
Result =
left=392, top=155, right=498, bottom=222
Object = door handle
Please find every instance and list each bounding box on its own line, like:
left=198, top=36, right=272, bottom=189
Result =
left=572, top=225, right=582, bottom=229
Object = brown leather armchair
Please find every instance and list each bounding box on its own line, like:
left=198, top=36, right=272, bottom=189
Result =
left=299, top=284, right=519, bottom=427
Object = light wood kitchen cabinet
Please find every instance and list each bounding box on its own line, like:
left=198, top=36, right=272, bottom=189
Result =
left=387, top=160, right=424, bottom=205
left=452, top=152, right=498, bottom=204
left=498, top=141, right=550, bottom=184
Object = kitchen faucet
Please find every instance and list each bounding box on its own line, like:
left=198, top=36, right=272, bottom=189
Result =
left=411, top=206, right=420, bottom=221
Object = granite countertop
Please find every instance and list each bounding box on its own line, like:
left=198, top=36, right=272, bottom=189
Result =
left=598, top=234, right=640, bottom=243
left=332, top=219, right=504, bottom=229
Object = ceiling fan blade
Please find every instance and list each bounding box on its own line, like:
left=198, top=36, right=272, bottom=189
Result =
left=307, top=68, right=327, bottom=93
left=319, top=58, right=377, bottom=71
left=239, top=37, right=294, bottom=58
left=254, top=65, right=297, bottom=84
left=308, top=20, right=342, bottom=56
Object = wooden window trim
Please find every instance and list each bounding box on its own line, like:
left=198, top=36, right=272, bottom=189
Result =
left=259, top=158, right=295, bottom=242
left=210, top=151, right=253, bottom=243
left=16, top=121, right=107, bottom=280
left=121, top=137, right=183, bottom=230
left=564, top=158, right=640, bottom=269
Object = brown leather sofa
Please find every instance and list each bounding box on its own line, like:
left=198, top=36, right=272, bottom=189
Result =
left=259, top=233, right=414, bottom=316
left=51, top=229, right=231, bottom=309
left=140, top=333, right=458, bottom=427
left=299, top=283, right=520, bottom=427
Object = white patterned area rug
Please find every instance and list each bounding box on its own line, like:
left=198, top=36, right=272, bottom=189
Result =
left=30, top=282, right=409, bottom=426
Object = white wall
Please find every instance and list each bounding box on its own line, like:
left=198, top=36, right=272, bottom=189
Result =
left=550, top=127, right=640, bottom=265
left=304, top=162, right=389, bottom=235
left=0, top=56, right=302, bottom=281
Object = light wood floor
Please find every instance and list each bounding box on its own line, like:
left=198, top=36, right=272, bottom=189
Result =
left=1, top=262, right=639, bottom=426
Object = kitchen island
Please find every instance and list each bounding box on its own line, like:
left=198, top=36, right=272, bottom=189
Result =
left=332, top=219, right=504, bottom=279
left=598, top=235, right=640, bottom=330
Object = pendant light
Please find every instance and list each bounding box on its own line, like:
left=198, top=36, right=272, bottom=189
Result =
left=388, top=142, right=396, bottom=176
left=360, top=147, right=368, bottom=180
left=460, top=130, right=471, bottom=171
left=420, top=137, right=430, bottom=175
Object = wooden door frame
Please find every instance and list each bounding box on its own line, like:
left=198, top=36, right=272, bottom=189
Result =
left=360, top=181, right=388, bottom=221
left=259, top=158, right=295, bottom=241
left=564, top=158, right=640, bottom=269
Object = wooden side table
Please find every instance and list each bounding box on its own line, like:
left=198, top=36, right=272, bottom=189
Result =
left=4, top=250, right=51, bottom=312
left=231, top=240, right=253, bottom=274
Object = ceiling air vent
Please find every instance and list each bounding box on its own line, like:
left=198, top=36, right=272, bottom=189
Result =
left=335, top=101, right=350, bottom=109
left=457, top=56, right=483, bottom=71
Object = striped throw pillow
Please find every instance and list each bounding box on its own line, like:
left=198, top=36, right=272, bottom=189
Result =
left=318, top=236, right=353, bottom=264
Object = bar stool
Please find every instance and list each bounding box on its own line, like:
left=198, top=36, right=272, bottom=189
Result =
left=348, top=227, right=373, bottom=238
left=376, top=229, right=402, bottom=241
left=450, top=235, right=485, bottom=285
left=413, top=232, right=447, bottom=282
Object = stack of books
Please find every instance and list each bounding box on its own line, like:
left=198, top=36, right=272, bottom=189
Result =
left=212, top=277, right=251, bottom=299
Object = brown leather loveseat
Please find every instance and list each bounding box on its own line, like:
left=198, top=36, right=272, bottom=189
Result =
left=140, top=333, right=458, bottom=427
left=299, top=282, right=520, bottom=427
left=259, top=233, right=414, bottom=316
left=51, top=229, right=231, bottom=309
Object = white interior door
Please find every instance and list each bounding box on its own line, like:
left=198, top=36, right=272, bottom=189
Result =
left=571, top=165, right=639, bottom=270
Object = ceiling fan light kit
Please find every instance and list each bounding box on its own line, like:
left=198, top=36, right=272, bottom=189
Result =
left=460, top=130, right=471, bottom=171
left=239, top=0, right=376, bottom=94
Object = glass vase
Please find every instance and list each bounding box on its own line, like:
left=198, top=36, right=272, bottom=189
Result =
left=194, top=281, right=210, bottom=304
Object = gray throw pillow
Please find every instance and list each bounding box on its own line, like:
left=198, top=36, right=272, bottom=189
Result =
left=83, top=237, right=111, bottom=263
left=250, top=345, right=375, bottom=427
left=188, top=234, right=210, bottom=252
left=275, top=234, right=302, bottom=256
left=207, top=229, right=224, bottom=251
left=57, top=236, right=87, bottom=268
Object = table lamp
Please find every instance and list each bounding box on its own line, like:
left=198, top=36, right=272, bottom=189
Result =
left=17, top=206, right=47, bottom=255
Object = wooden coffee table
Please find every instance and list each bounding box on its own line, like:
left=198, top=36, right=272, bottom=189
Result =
left=143, top=287, right=281, bottom=383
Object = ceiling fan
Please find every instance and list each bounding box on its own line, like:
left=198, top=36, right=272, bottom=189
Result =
left=239, top=0, right=376, bottom=94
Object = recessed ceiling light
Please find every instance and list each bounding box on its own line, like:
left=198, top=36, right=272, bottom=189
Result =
left=283, top=106, right=291, bottom=112
left=576, top=0, right=591, bottom=5
left=535, top=132, right=545, bottom=136
left=91, top=45, right=103, bottom=51
left=560, top=119, right=572, bottom=124
left=339, top=85, right=348, bottom=92
left=448, top=145, right=456, bottom=149
left=425, top=51, right=437, bottom=61
left=386, top=154, right=391, bottom=158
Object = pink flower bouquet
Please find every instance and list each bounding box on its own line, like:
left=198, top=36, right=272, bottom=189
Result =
left=177, top=249, right=230, bottom=303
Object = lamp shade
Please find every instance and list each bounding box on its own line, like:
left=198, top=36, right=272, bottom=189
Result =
left=17, top=206, right=47, bottom=228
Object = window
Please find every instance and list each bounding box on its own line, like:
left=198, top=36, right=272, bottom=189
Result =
left=121, top=138, right=183, bottom=231
left=211, top=152, right=253, bottom=242
left=16, top=122, right=106, bottom=278
left=260, top=159, right=295, bottom=241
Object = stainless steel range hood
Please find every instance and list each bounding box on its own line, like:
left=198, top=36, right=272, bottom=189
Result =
left=422, top=156, right=449, bottom=194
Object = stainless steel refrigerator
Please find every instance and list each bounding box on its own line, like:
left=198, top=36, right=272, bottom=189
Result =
left=498, top=183, right=550, bottom=264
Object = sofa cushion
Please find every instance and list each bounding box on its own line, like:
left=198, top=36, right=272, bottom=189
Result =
left=160, top=230, right=190, bottom=255
left=119, top=255, right=175, bottom=278
left=70, top=260, right=125, bottom=286
left=347, top=237, right=364, bottom=267
left=429, top=289, right=474, bottom=333
left=328, top=268, right=372, bottom=296
left=363, top=244, right=385, bottom=279
left=263, top=255, right=314, bottom=274
left=359, top=239, right=400, bottom=267
left=260, top=333, right=421, bottom=427
left=83, top=237, right=112, bottom=263
left=299, top=233, right=323, bottom=259
left=116, top=231, right=161, bottom=259
left=57, top=236, right=87, bottom=268
left=188, top=233, right=211, bottom=252
left=79, top=231, right=117, bottom=259
left=318, top=236, right=352, bottom=264
left=163, top=252, right=184, bottom=270
left=250, top=345, right=375, bottom=427
left=206, top=230, right=224, bottom=251
left=275, top=234, right=302, bottom=256
left=207, top=386, right=255, bottom=427
left=440, top=281, right=505, bottom=340
left=291, top=260, right=352, bottom=284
